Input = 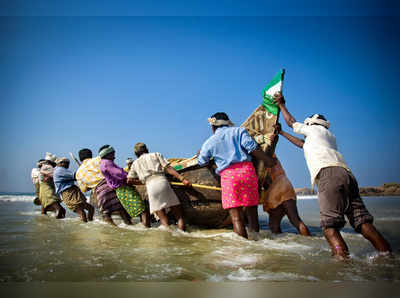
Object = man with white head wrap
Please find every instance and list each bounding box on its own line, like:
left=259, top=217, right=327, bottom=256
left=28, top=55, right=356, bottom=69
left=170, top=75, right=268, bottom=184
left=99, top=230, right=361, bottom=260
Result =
left=39, top=154, right=66, bottom=219
left=273, top=91, right=391, bottom=259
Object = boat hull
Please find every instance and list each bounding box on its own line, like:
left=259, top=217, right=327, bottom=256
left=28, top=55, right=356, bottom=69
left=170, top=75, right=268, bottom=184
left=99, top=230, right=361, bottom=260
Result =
left=135, top=164, right=232, bottom=228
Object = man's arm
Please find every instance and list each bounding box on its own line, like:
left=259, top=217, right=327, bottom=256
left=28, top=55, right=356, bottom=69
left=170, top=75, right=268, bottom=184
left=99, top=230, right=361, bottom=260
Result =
left=273, top=92, right=296, bottom=128
left=165, top=165, right=192, bottom=187
left=126, top=177, right=143, bottom=185
left=275, top=123, right=304, bottom=148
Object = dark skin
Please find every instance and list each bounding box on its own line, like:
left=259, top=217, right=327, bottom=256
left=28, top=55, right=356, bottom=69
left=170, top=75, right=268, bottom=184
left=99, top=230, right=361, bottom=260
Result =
left=202, top=125, right=277, bottom=239
left=273, top=92, right=391, bottom=258
left=265, top=132, right=310, bottom=236
left=103, top=151, right=151, bottom=227
left=57, top=161, right=94, bottom=222
left=127, top=148, right=192, bottom=231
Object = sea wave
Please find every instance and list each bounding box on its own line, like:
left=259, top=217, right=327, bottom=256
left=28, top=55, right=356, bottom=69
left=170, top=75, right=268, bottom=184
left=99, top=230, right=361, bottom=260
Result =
left=0, top=195, right=35, bottom=202
left=297, top=195, right=318, bottom=200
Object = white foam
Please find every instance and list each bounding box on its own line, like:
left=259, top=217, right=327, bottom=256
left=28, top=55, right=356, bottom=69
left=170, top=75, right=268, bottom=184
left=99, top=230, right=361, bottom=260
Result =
left=227, top=267, right=320, bottom=282
left=257, top=271, right=320, bottom=281
left=19, top=211, right=42, bottom=216
left=258, top=238, right=312, bottom=252
left=297, top=195, right=318, bottom=200
left=0, top=195, right=35, bottom=202
left=218, top=254, right=261, bottom=267
left=375, top=217, right=400, bottom=221
left=227, top=268, right=257, bottom=281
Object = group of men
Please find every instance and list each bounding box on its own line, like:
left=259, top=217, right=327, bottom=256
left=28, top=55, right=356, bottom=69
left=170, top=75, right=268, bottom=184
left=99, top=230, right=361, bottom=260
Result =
left=30, top=91, right=392, bottom=259
left=30, top=143, right=190, bottom=229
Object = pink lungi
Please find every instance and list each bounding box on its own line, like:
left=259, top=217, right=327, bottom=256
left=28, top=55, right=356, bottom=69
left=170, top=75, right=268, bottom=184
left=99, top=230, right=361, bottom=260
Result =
left=220, top=161, right=259, bottom=209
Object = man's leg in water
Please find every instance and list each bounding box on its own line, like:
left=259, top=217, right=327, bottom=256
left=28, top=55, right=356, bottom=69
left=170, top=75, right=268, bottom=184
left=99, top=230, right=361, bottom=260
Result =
left=75, top=207, right=88, bottom=222
left=140, top=209, right=151, bottom=228
left=245, top=205, right=259, bottom=233
left=283, top=199, right=311, bottom=236
left=229, top=207, right=248, bottom=239
left=155, top=209, right=169, bottom=228
left=118, top=208, right=132, bottom=225
left=140, top=200, right=151, bottom=228
left=170, top=205, right=185, bottom=231
left=103, top=212, right=117, bottom=226
left=268, top=205, right=285, bottom=234
left=323, top=227, right=349, bottom=258
left=346, top=175, right=392, bottom=254
left=45, top=202, right=65, bottom=219
left=83, top=202, right=95, bottom=221
left=360, top=223, right=391, bottom=253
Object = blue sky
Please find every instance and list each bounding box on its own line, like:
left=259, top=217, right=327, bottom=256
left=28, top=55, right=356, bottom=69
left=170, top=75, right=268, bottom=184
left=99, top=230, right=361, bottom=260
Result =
left=0, top=1, right=399, bottom=192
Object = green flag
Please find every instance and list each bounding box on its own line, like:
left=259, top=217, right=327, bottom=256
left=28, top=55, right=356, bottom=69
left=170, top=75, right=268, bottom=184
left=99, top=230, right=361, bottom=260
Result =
left=262, top=69, right=285, bottom=115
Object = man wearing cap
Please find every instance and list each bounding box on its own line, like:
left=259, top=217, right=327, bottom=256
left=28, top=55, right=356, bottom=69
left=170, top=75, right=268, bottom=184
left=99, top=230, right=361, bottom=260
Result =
left=53, top=157, right=95, bottom=222
left=273, top=91, right=391, bottom=258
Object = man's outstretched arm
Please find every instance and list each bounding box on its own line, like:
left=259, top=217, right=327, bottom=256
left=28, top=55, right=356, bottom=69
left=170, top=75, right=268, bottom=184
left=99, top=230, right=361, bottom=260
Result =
left=275, top=123, right=304, bottom=148
left=274, top=92, right=296, bottom=128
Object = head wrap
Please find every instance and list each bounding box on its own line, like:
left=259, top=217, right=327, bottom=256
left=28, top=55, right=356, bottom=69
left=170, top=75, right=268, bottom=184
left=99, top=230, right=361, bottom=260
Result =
left=304, top=114, right=330, bottom=129
left=40, top=164, right=54, bottom=176
left=55, top=157, right=69, bottom=165
left=207, top=117, right=234, bottom=127
left=99, top=146, right=115, bottom=158
left=134, top=142, right=148, bottom=155
left=37, top=160, right=46, bottom=168
left=45, top=152, right=57, bottom=162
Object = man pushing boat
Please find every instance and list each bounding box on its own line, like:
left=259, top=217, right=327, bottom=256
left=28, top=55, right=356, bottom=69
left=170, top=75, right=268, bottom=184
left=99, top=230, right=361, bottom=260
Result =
left=273, top=91, right=392, bottom=258
left=197, top=112, right=276, bottom=239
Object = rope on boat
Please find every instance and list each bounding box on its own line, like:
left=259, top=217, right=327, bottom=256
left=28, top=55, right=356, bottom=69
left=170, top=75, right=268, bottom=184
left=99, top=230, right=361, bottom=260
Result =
left=170, top=182, right=221, bottom=191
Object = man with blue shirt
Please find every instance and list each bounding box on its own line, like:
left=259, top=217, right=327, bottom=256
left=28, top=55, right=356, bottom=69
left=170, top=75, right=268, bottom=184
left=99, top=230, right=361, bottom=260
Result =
left=198, top=112, right=276, bottom=239
left=53, top=157, right=94, bottom=222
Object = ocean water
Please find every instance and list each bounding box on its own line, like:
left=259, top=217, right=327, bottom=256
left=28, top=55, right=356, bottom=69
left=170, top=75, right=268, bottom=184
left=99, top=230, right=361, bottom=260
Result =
left=0, top=193, right=399, bottom=282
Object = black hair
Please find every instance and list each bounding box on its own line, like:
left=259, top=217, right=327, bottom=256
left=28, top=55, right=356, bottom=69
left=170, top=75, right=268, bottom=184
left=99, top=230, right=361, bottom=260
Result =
left=211, top=112, right=230, bottom=121
left=45, top=160, right=56, bottom=168
left=98, top=144, right=110, bottom=153
left=134, top=144, right=148, bottom=158
left=135, top=148, right=148, bottom=158
left=309, top=114, right=327, bottom=121
left=78, top=148, right=92, bottom=162
left=210, top=112, right=231, bottom=130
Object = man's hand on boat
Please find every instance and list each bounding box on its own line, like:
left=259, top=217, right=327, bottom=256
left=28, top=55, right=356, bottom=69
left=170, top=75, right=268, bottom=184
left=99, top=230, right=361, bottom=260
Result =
left=165, top=165, right=193, bottom=187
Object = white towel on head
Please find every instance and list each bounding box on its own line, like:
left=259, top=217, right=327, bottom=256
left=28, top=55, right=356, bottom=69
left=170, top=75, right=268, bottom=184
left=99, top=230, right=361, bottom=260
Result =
left=45, top=152, right=57, bottom=162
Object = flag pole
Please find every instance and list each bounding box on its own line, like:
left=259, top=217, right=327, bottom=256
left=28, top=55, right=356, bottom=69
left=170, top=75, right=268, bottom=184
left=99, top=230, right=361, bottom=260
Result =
left=69, top=152, right=81, bottom=167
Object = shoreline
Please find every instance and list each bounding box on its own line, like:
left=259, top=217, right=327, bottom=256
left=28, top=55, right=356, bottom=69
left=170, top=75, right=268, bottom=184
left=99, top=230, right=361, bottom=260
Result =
left=295, top=183, right=400, bottom=197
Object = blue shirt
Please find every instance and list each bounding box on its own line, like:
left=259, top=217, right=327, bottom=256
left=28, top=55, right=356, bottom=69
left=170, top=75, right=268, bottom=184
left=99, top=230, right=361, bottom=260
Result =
left=198, top=126, right=258, bottom=175
left=53, top=166, right=75, bottom=194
